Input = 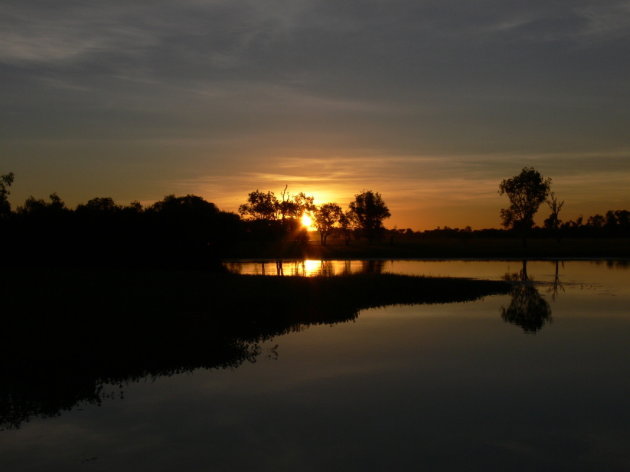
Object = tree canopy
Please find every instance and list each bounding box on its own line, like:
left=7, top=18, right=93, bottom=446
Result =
left=499, top=167, right=551, bottom=232
left=238, top=188, right=315, bottom=222
left=314, top=203, right=343, bottom=245
left=348, top=190, right=391, bottom=242
left=238, top=190, right=279, bottom=221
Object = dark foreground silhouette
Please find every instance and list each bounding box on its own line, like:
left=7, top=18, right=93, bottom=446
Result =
left=0, top=270, right=509, bottom=430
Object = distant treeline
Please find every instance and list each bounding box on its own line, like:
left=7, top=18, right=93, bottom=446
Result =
left=394, top=209, right=630, bottom=239
left=0, top=193, right=242, bottom=268
left=0, top=176, right=392, bottom=266
left=1, top=172, right=629, bottom=266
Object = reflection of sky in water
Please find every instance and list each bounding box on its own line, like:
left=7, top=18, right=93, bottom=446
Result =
left=2, top=261, right=630, bottom=471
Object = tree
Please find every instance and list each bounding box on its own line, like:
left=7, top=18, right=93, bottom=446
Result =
left=15, top=194, right=70, bottom=252
left=499, top=167, right=551, bottom=246
left=149, top=194, right=230, bottom=249
left=604, top=210, right=618, bottom=231
left=238, top=188, right=315, bottom=243
left=615, top=210, right=630, bottom=232
left=277, top=186, right=316, bottom=222
left=0, top=172, right=15, bottom=216
left=239, top=190, right=279, bottom=221
left=338, top=210, right=355, bottom=245
left=292, top=191, right=316, bottom=216
left=348, top=190, right=391, bottom=242
left=587, top=214, right=605, bottom=229
left=18, top=193, right=68, bottom=215
left=151, top=194, right=218, bottom=216
left=314, top=203, right=342, bottom=245
left=76, top=197, right=120, bottom=215
left=544, top=191, right=564, bottom=241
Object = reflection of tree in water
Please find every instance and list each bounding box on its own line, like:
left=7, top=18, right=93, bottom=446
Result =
left=501, top=261, right=552, bottom=333
left=341, top=260, right=352, bottom=275
left=318, top=260, right=335, bottom=277
left=548, top=260, right=565, bottom=301
left=588, top=259, right=630, bottom=269
left=247, top=259, right=386, bottom=276
left=361, top=259, right=385, bottom=274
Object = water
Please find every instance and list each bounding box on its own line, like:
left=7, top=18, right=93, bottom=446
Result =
left=2, top=260, right=630, bottom=471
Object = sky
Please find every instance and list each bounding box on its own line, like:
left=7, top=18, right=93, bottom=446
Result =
left=2, top=0, right=629, bottom=229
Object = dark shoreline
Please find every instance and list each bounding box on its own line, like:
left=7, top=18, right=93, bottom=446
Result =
left=1, top=269, right=509, bottom=430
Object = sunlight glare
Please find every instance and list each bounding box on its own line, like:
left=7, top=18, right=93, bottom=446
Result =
left=301, top=213, right=315, bottom=231
left=303, top=259, right=322, bottom=277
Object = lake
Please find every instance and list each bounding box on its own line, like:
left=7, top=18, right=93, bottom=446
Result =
left=1, top=260, right=629, bottom=471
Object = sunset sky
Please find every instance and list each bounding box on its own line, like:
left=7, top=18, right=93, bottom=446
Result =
left=2, top=0, right=629, bottom=229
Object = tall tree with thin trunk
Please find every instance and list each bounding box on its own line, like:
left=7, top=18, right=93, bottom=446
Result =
left=544, top=192, right=564, bottom=242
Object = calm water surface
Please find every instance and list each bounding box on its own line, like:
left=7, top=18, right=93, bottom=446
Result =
left=2, top=260, right=630, bottom=471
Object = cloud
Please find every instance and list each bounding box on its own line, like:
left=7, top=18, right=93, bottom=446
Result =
left=0, top=3, right=159, bottom=64
left=577, top=2, right=630, bottom=40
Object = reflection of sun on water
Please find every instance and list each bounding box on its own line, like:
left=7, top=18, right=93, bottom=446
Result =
left=303, top=259, right=322, bottom=277
left=301, top=213, right=316, bottom=231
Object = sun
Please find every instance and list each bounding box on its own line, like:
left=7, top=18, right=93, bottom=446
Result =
left=301, top=213, right=315, bottom=231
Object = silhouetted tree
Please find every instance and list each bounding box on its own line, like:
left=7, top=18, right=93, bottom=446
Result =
left=587, top=214, right=605, bottom=229
left=125, top=201, right=143, bottom=214
left=314, top=203, right=342, bottom=245
left=150, top=194, right=219, bottom=217
left=348, top=190, right=391, bottom=242
left=338, top=210, right=355, bottom=245
left=149, top=194, right=239, bottom=250
left=239, top=188, right=315, bottom=222
left=18, top=193, right=68, bottom=215
left=499, top=167, right=551, bottom=246
left=76, top=197, right=120, bottom=215
left=0, top=172, right=14, bottom=217
left=562, top=215, right=584, bottom=232
left=604, top=210, right=619, bottom=233
left=277, top=186, right=316, bottom=221
left=615, top=210, right=630, bottom=230
left=544, top=191, right=564, bottom=241
left=239, top=190, right=279, bottom=221
left=238, top=188, right=314, bottom=242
